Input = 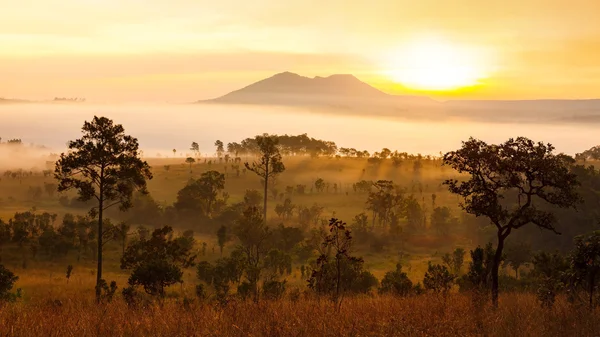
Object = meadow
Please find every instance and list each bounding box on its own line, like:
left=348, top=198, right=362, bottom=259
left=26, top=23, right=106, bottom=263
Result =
left=0, top=138, right=599, bottom=336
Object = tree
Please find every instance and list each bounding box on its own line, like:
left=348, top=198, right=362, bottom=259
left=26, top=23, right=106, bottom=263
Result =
left=431, top=206, right=455, bottom=236
left=504, top=241, right=531, bottom=279
left=190, top=142, right=200, bottom=158
left=423, top=262, right=455, bottom=294
left=243, top=189, right=262, bottom=208
left=530, top=251, right=569, bottom=308
left=0, top=264, right=20, bottom=302
left=245, top=135, right=285, bottom=223
left=314, top=178, right=326, bottom=193
left=44, top=183, right=57, bottom=198
left=216, top=225, right=230, bottom=256
left=120, top=226, right=196, bottom=296
left=185, top=157, right=195, bottom=172
left=308, top=218, right=375, bottom=308
left=215, top=140, right=224, bottom=160
left=174, top=170, right=225, bottom=218
left=571, top=231, right=600, bottom=308
left=443, top=137, right=580, bottom=306
left=274, top=198, right=295, bottom=220
left=379, top=263, right=413, bottom=296
left=234, top=206, right=272, bottom=302
left=54, top=116, right=152, bottom=302
left=366, top=180, right=403, bottom=228
left=442, top=248, right=466, bottom=275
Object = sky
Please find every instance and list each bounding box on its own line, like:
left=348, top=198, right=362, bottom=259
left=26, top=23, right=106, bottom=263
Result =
left=1, top=0, right=599, bottom=102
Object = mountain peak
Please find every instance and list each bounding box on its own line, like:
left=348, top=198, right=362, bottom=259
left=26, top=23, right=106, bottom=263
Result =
left=200, top=71, right=437, bottom=108
left=212, top=71, right=386, bottom=100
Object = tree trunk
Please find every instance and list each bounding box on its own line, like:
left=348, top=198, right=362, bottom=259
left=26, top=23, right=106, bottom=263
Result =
left=491, top=233, right=505, bottom=308
left=263, top=158, right=269, bottom=225
left=96, top=198, right=103, bottom=303
left=96, top=171, right=104, bottom=304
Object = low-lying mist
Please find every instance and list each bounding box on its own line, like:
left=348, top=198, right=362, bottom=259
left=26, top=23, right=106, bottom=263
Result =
left=0, top=103, right=598, bottom=158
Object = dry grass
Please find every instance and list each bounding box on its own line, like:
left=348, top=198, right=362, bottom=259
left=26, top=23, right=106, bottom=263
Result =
left=0, top=292, right=598, bottom=336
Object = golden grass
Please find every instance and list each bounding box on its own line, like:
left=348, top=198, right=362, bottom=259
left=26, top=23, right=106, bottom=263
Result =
left=1, top=268, right=596, bottom=336
left=0, top=292, right=598, bottom=336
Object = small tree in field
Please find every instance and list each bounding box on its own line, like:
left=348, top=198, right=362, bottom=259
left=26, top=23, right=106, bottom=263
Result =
left=443, top=137, right=580, bottom=307
left=245, top=135, right=285, bottom=223
left=185, top=157, right=195, bottom=172
left=308, top=218, right=376, bottom=309
left=190, top=142, right=200, bottom=158
left=120, top=226, right=196, bottom=297
left=54, top=116, right=152, bottom=302
left=379, top=263, right=413, bottom=296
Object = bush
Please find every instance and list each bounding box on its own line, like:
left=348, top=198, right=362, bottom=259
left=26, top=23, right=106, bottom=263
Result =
left=0, top=264, right=20, bottom=302
left=423, top=263, right=455, bottom=294
left=379, top=263, right=413, bottom=296
left=262, top=279, right=287, bottom=300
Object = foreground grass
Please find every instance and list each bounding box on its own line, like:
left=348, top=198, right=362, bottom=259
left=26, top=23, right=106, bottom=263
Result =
left=0, top=293, right=598, bottom=336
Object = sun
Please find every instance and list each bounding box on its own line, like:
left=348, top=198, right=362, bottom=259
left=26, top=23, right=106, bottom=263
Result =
left=383, top=37, right=488, bottom=91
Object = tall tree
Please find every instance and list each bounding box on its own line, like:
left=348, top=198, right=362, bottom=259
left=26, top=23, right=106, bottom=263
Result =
left=443, top=137, right=579, bottom=307
left=190, top=142, right=200, bottom=158
left=54, top=116, right=152, bottom=302
left=215, top=140, right=224, bottom=159
left=244, top=135, right=285, bottom=223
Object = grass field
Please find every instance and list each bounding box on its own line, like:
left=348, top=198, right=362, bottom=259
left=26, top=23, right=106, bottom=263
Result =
left=1, top=155, right=596, bottom=336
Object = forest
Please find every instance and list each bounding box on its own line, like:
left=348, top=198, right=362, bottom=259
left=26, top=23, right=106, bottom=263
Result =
left=0, top=116, right=599, bottom=336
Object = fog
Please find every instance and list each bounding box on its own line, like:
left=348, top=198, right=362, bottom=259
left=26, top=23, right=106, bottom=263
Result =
left=0, top=103, right=598, bottom=160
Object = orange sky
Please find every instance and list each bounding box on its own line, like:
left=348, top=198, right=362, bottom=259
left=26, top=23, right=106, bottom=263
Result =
left=1, top=0, right=599, bottom=102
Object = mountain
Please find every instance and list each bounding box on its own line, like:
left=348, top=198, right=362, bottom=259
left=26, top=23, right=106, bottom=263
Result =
left=199, top=72, right=438, bottom=108
left=198, top=72, right=600, bottom=123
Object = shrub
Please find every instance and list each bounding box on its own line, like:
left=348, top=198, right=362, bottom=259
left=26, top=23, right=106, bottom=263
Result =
left=379, top=263, right=413, bottom=296
left=0, top=264, right=20, bottom=302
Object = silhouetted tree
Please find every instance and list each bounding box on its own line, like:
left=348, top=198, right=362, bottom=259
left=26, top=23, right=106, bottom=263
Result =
left=215, top=140, right=224, bottom=160
left=217, top=225, right=230, bottom=256
left=234, top=207, right=272, bottom=302
left=54, top=116, right=152, bottom=303
left=245, top=135, right=285, bottom=223
left=174, top=170, right=225, bottom=218
left=444, top=137, right=580, bottom=307
left=185, top=157, right=195, bottom=172
left=308, top=218, right=376, bottom=308
left=120, top=226, right=196, bottom=297
left=504, top=241, right=531, bottom=279
left=190, top=142, right=200, bottom=158
left=571, top=231, right=600, bottom=308
left=423, top=262, right=455, bottom=294
left=379, top=263, right=413, bottom=296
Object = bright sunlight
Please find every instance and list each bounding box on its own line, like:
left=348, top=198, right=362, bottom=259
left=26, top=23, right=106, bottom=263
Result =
left=383, top=36, right=489, bottom=91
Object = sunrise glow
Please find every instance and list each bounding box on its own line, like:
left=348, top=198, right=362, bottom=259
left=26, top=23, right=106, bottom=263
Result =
left=383, top=37, right=489, bottom=91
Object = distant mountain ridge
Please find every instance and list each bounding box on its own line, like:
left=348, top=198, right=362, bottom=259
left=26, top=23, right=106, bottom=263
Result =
left=199, top=71, right=437, bottom=107
left=198, top=72, right=600, bottom=123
